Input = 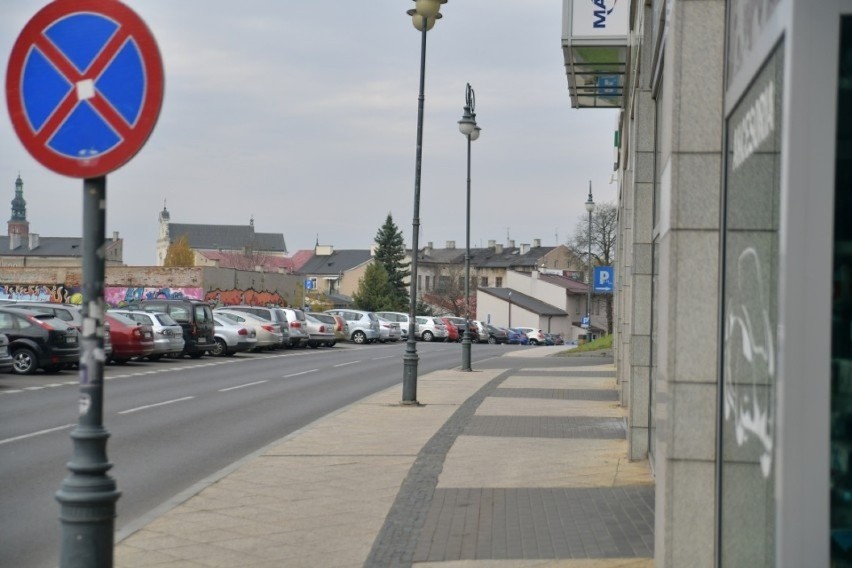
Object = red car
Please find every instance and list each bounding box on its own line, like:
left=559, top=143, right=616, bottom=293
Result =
left=440, top=317, right=460, bottom=342
left=106, top=312, right=154, bottom=364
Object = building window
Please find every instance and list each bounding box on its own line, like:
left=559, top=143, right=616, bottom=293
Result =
left=425, top=276, right=431, bottom=290
left=438, top=276, right=451, bottom=291
left=495, top=277, right=503, bottom=288
left=480, top=277, right=488, bottom=287
left=418, top=275, right=422, bottom=292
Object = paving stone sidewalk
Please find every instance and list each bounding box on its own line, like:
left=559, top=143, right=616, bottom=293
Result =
left=115, top=350, right=653, bottom=568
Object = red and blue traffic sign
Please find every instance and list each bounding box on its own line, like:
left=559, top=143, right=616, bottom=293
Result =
left=5, top=0, right=164, bottom=178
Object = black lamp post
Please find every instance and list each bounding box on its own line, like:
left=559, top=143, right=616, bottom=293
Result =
left=402, top=0, right=447, bottom=404
left=584, top=181, right=595, bottom=337
left=508, top=290, right=513, bottom=329
left=458, top=83, right=479, bottom=372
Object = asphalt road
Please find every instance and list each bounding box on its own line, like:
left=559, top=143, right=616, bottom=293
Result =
left=0, top=340, right=521, bottom=568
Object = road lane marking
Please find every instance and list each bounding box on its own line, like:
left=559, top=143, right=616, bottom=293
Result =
left=118, top=396, right=194, bottom=415
left=283, top=369, right=318, bottom=378
left=0, top=423, right=75, bottom=446
left=219, top=380, right=268, bottom=392
left=372, top=356, right=394, bottom=361
left=333, top=361, right=359, bottom=367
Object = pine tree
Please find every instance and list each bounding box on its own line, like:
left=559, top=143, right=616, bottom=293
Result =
left=373, top=214, right=410, bottom=311
left=164, top=234, right=195, bottom=266
left=352, top=262, right=393, bottom=312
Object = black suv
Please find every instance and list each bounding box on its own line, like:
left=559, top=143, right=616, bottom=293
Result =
left=0, top=307, right=80, bottom=374
left=124, top=299, right=215, bottom=358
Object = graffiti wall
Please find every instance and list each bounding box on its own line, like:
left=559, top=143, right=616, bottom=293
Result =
left=205, top=288, right=286, bottom=307
left=105, top=287, right=204, bottom=307
left=0, top=283, right=287, bottom=308
left=0, top=284, right=78, bottom=303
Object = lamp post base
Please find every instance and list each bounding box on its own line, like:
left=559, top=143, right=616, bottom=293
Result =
left=461, top=330, right=472, bottom=371
left=401, top=339, right=419, bottom=404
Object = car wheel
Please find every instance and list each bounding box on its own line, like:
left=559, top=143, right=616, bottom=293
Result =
left=529, top=339, right=539, bottom=346
left=352, top=330, right=366, bottom=344
left=12, top=348, right=38, bottom=375
left=422, top=331, right=433, bottom=342
left=326, top=341, right=336, bottom=347
left=488, top=336, right=497, bottom=344
left=112, top=357, right=129, bottom=365
left=209, top=338, right=227, bottom=357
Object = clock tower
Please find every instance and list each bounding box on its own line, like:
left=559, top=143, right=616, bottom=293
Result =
left=8, top=174, right=29, bottom=238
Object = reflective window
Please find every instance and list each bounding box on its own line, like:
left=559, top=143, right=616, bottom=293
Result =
left=720, top=41, right=783, bottom=567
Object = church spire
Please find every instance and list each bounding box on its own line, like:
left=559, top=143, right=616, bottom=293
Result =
left=8, top=174, right=29, bottom=237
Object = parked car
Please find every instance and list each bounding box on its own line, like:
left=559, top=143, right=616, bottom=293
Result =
left=309, top=312, right=347, bottom=343
left=210, top=315, right=258, bottom=356
left=377, top=317, right=402, bottom=343
left=110, top=309, right=185, bottom=360
left=375, top=311, right=412, bottom=339
left=484, top=324, right=509, bottom=344
left=214, top=309, right=284, bottom=350
left=0, top=307, right=79, bottom=374
left=304, top=314, right=337, bottom=348
left=0, top=334, right=13, bottom=373
left=415, top=316, right=448, bottom=342
left=473, top=320, right=489, bottom=343
left=515, top=326, right=548, bottom=346
left=325, top=309, right=381, bottom=344
left=215, top=305, right=290, bottom=349
left=542, top=333, right=556, bottom=346
left=279, top=307, right=310, bottom=347
left=123, top=299, right=214, bottom=358
left=104, top=312, right=154, bottom=364
left=439, top=317, right=460, bottom=342
left=444, top=316, right=480, bottom=343
left=12, top=302, right=112, bottom=359
left=507, top=328, right=529, bottom=345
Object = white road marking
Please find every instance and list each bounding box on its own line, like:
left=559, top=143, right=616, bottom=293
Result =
left=333, top=361, right=359, bottom=367
left=372, top=356, right=394, bottom=361
left=0, top=423, right=75, bottom=446
left=283, top=369, right=318, bottom=378
left=219, top=380, right=268, bottom=392
left=118, top=396, right=194, bottom=415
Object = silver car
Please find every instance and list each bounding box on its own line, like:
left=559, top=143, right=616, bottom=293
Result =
left=110, top=309, right=185, bottom=359
left=415, top=316, right=449, bottom=342
left=304, top=314, right=336, bottom=348
left=375, top=311, right=411, bottom=339
left=216, top=305, right=290, bottom=349
left=325, top=309, right=381, bottom=344
left=210, top=315, right=257, bottom=356
left=214, top=309, right=283, bottom=350
left=377, top=317, right=402, bottom=343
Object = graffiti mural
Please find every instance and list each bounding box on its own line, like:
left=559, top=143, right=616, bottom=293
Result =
left=104, top=287, right=204, bottom=307
left=0, top=283, right=287, bottom=309
left=205, top=288, right=287, bottom=307
left=0, top=284, right=79, bottom=303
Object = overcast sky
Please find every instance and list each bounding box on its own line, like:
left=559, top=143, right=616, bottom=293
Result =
left=1, top=1, right=619, bottom=266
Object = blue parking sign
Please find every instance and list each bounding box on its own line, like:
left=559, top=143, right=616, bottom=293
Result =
left=594, top=267, right=614, bottom=293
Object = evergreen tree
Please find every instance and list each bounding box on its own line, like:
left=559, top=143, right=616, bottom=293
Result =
left=353, top=262, right=393, bottom=312
left=373, top=214, right=410, bottom=311
left=164, top=234, right=195, bottom=266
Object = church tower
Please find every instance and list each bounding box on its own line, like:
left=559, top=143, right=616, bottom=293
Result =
left=8, top=174, right=29, bottom=238
left=156, top=202, right=171, bottom=265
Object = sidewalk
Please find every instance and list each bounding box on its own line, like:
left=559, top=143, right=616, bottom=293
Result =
left=114, top=347, right=654, bottom=568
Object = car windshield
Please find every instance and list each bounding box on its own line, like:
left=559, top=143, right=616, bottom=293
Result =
left=108, top=313, right=138, bottom=326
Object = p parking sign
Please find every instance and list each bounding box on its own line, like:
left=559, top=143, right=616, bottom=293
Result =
left=594, top=266, right=614, bottom=293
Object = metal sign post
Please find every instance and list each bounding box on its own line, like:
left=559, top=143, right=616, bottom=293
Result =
left=5, top=1, right=163, bottom=565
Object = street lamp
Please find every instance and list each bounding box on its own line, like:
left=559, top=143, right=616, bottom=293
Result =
left=458, top=83, right=479, bottom=372
left=508, top=290, right=513, bottom=329
left=402, top=0, right=447, bottom=404
left=584, top=181, right=595, bottom=338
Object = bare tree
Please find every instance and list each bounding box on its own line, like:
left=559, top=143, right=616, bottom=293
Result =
left=422, top=263, right=475, bottom=317
left=570, top=201, right=617, bottom=334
